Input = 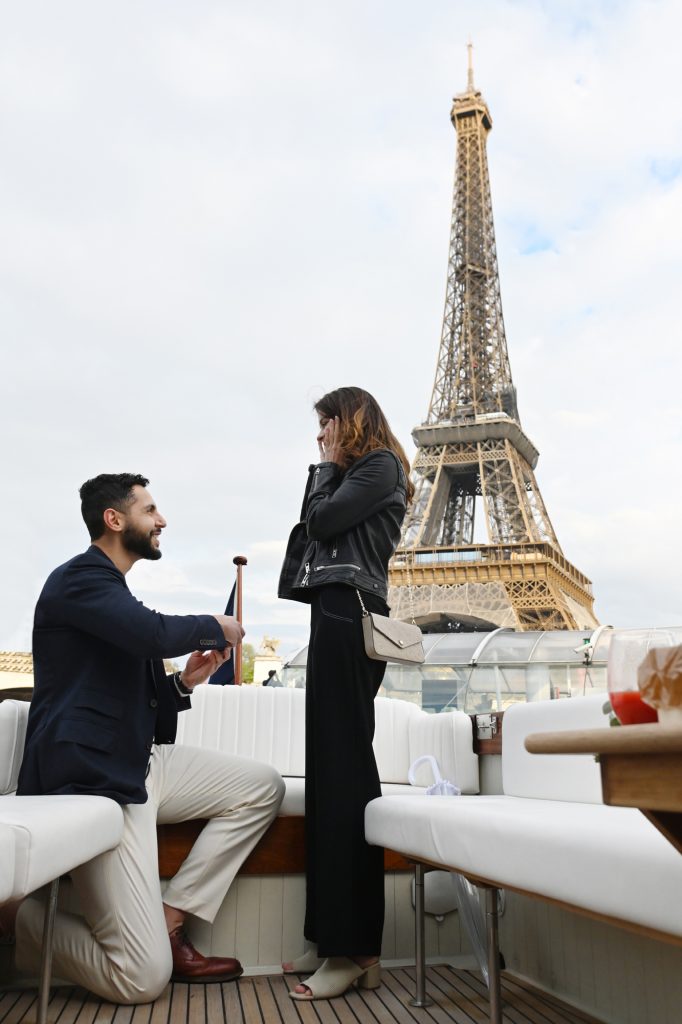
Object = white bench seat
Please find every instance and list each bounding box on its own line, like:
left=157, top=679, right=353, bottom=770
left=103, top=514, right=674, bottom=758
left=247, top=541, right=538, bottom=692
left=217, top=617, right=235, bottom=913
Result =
left=278, top=777, right=429, bottom=816
left=366, top=793, right=682, bottom=939
left=4, top=685, right=480, bottom=980
left=0, top=794, right=123, bottom=900
left=176, top=685, right=479, bottom=795
left=0, top=825, right=16, bottom=903
left=1, top=701, right=124, bottom=1024
left=365, top=693, right=682, bottom=1023
left=176, top=685, right=479, bottom=805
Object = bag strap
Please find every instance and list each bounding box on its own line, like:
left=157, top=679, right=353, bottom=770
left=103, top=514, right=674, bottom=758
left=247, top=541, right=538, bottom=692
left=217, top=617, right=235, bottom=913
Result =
left=381, top=450, right=417, bottom=625
left=356, top=588, right=370, bottom=618
left=404, top=559, right=417, bottom=625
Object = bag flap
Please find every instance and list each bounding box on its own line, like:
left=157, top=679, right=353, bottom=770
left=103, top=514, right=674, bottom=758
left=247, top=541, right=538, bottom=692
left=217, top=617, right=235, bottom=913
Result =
left=369, top=614, right=423, bottom=651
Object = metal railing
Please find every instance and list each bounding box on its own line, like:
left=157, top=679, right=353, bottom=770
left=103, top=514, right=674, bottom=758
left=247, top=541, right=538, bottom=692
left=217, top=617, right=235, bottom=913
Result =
left=391, top=543, right=593, bottom=593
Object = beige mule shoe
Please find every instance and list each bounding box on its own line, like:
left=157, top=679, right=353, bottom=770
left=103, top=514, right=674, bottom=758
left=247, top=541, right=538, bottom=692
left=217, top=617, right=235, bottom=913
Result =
left=288, top=956, right=381, bottom=1000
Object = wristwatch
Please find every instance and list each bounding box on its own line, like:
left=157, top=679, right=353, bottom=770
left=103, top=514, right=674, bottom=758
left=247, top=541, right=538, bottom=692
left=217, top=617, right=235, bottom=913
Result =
left=173, top=670, right=192, bottom=696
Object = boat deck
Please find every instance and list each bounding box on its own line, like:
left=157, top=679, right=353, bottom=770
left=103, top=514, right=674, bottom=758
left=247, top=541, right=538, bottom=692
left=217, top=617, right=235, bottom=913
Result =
left=0, top=966, right=602, bottom=1024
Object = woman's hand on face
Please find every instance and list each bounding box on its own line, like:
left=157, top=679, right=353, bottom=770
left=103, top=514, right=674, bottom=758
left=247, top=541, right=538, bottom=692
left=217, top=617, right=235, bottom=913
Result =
left=318, top=416, right=344, bottom=465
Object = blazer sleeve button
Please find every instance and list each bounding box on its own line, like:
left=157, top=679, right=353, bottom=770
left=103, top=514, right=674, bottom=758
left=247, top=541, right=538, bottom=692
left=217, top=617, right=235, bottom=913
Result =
left=150, top=698, right=158, bottom=708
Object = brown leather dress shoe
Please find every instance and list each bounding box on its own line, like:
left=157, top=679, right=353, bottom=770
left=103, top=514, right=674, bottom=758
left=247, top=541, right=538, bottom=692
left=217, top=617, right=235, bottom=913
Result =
left=169, top=928, right=243, bottom=984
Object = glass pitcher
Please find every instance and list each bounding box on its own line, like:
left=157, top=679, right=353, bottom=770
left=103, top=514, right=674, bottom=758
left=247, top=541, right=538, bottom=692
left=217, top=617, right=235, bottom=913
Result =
left=607, top=628, right=682, bottom=725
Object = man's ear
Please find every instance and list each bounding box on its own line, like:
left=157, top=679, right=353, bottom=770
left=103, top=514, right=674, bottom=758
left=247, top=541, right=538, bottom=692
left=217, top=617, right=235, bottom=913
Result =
left=102, top=507, right=124, bottom=533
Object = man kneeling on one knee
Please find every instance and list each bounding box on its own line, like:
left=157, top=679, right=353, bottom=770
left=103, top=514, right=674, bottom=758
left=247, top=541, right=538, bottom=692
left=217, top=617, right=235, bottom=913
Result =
left=13, top=473, right=285, bottom=1004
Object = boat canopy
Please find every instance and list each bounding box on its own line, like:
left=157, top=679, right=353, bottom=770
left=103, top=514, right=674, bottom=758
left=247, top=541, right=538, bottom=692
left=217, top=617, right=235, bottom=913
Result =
left=281, top=627, right=615, bottom=713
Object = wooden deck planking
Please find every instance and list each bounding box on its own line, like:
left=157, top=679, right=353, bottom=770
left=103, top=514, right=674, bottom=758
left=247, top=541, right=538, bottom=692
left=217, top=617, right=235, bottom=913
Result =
left=186, top=983, right=207, bottom=1024
left=429, top=967, right=602, bottom=1024
left=0, top=967, right=605, bottom=1024
left=372, top=975, right=456, bottom=1024
left=484, top=972, right=599, bottom=1024
left=220, top=979, right=243, bottom=1024
left=75, top=995, right=111, bottom=1024
left=236, top=977, right=266, bottom=1024
left=167, top=980, right=187, bottom=1024
left=269, top=975, right=317, bottom=1024
left=0, top=992, right=36, bottom=1024
left=301, top=993, right=339, bottom=1024
left=110, top=1004, right=134, bottom=1024
left=429, top=966, right=545, bottom=1024
left=378, top=966, right=475, bottom=1024
left=250, top=978, right=283, bottom=1024
left=147, top=984, right=170, bottom=1024
left=403, top=965, right=495, bottom=1023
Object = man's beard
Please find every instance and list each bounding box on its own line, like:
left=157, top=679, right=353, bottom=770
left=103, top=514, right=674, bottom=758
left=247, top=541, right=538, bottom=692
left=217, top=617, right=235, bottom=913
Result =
left=122, top=525, right=162, bottom=561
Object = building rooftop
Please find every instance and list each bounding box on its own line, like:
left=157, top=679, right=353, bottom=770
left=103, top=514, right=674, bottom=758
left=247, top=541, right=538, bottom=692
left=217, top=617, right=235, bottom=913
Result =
left=0, top=651, right=33, bottom=674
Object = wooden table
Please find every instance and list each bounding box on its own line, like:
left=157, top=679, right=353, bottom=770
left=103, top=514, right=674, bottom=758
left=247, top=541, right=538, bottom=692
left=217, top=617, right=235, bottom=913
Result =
left=525, top=723, right=682, bottom=854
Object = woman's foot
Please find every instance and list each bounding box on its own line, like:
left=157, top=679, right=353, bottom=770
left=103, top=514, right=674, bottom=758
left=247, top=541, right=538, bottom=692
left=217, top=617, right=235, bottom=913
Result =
left=290, top=955, right=380, bottom=1000
left=282, top=946, right=323, bottom=974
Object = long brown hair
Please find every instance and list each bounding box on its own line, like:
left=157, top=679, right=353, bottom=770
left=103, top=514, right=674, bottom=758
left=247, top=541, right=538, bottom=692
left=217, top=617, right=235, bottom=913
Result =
left=314, top=387, right=414, bottom=502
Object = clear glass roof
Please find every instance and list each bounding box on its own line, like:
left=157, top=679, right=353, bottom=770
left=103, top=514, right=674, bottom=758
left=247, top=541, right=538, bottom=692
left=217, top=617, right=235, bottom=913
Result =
left=420, top=633, right=483, bottom=662
left=284, top=628, right=606, bottom=668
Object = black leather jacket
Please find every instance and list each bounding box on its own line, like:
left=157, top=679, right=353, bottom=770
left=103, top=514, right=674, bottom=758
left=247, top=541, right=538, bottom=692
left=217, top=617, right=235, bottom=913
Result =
left=278, top=448, right=407, bottom=603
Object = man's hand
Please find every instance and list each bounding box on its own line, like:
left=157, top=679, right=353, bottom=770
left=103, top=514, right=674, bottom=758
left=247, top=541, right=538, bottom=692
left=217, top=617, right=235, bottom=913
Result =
left=181, top=647, right=231, bottom=690
left=213, top=615, right=245, bottom=647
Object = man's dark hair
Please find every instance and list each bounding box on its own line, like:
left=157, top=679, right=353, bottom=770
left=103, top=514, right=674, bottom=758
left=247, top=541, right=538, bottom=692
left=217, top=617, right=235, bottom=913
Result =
left=79, top=473, right=149, bottom=540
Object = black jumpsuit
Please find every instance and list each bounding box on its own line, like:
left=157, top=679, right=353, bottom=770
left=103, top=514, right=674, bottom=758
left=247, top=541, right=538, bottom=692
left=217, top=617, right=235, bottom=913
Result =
left=304, top=583, right=389, bottom=956
left=279, top=449, right=407, bottom=957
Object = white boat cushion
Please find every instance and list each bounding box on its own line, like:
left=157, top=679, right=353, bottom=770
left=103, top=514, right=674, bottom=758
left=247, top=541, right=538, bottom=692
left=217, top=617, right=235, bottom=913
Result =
left=176, top=686, right=307, bottom=776
left=365, top=793, right=682, bottom=939
left=406, top=705, right=479, bottom=793
left=279, top=776, right=305, bottom=816
left=373, top=697, right=479, bottom=789
left=177, top=687, right=478, bottom=793
left=0, top=794, right=124, bottom=899
left=0, top=824, right=16, bottom=903
left=502, top=694, right=607, bottom=803
left=1, top=688, right=474, bottom=828
left=279, top=777, right=428, bottom=816
left=380, top=782, right=428, bottom=798
left=0, top=700, right=29, bottom=795
left=373, top=697, right=418, bottom=782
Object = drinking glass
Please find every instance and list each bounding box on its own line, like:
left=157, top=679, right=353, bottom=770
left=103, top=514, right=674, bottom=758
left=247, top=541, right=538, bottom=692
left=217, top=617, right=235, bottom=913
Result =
left=607, top=628, right=682, bottom=725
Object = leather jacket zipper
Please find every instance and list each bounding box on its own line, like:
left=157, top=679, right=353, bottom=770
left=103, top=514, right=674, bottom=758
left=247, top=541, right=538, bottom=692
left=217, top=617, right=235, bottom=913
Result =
left=314, top=563, right=361, bottom=572
left=301, top=562, right=311, bottom=586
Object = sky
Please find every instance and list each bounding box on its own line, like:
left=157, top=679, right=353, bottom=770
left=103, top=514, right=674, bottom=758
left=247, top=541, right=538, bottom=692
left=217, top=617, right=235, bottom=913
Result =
left=2, top=0, right=681, bottom=661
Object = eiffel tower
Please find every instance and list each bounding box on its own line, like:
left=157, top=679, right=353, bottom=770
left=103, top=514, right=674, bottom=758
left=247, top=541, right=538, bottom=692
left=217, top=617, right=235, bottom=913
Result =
left=389, top=49, right=598, bottom=632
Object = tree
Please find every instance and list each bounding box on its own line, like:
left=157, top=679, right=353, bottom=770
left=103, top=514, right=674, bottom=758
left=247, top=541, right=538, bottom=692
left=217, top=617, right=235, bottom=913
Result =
left=241, top=643, right=255, bottom=683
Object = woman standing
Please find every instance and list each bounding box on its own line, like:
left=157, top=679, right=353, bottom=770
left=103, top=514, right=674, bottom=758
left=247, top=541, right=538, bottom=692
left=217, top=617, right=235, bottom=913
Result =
left=278, top=386, right=413, bottom=1000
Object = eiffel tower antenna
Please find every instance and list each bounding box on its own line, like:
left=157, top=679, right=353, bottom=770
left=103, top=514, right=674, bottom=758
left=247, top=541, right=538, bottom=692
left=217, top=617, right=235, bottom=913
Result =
left=389, top=51, right=598, bottom=632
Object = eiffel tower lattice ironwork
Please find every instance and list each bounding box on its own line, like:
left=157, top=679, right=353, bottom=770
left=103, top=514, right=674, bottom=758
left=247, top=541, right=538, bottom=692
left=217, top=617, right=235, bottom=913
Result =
left=389, top=50, right=598, bottom=632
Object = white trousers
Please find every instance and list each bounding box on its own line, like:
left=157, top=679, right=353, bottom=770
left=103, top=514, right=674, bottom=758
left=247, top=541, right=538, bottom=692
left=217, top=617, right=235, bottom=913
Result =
left=16, top=744, right=285, bottom=1004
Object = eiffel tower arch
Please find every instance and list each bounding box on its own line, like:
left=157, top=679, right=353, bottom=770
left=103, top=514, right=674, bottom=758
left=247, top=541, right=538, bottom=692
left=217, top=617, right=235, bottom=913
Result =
left=389, top=50, right=598, bottom=632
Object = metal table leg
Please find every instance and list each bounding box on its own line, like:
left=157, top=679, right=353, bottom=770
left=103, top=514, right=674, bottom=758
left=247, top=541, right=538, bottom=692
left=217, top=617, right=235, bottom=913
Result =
left=37, top=878, right=59, bottom=1024
left=484, top=886, right=502, bottom=1024
left=410, top=863, right=432, bottom=1008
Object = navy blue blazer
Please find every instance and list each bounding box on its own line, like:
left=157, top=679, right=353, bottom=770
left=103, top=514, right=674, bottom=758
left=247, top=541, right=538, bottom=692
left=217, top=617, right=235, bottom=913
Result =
left=17, top=545, right=227, bottom=804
